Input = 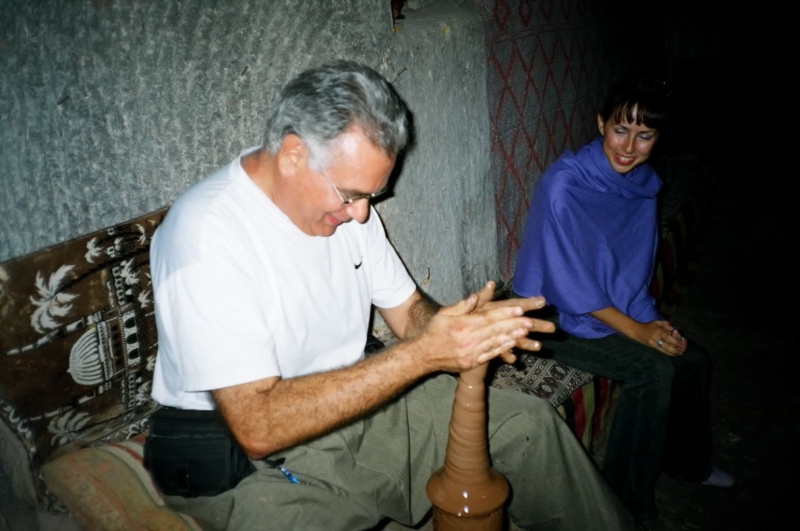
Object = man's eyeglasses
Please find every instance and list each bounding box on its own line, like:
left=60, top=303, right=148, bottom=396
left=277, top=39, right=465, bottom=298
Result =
left=320, top=167, right=389, bottom=206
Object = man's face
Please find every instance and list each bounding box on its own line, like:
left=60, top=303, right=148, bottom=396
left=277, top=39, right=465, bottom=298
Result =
left=287, top=129, right=396, bottom=237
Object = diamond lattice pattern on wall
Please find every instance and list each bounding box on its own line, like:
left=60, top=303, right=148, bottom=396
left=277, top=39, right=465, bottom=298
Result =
left=474, top=0, right=620, bottom=279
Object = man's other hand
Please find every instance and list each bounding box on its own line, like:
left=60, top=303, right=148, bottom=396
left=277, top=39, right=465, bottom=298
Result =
left=410, top=281, right=555, bottom=373
left=472, top=280, right=555, bottom=363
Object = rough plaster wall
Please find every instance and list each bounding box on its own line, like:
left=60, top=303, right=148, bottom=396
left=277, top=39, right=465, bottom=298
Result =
left=0, top=0, right=494, bottom=306
left=0, top=0, right=390, bottom=261
left=377, top=1, right=495, bottom=303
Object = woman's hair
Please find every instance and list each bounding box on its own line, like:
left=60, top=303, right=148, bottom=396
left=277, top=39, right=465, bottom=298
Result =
left=263, top=60, right=409, bottom=169
left=599, top=80, right=671, bottom=132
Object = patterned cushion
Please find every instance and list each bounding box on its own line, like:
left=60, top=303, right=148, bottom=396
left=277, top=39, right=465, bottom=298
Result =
left=0, top=207, right=169, bottom=508
left=43, top=434, right=200, bottom=531
left=489, top=353, right=594, bottom=407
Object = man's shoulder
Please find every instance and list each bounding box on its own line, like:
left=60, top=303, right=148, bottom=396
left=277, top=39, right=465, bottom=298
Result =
left=168, top=152, right=261, bottom=228
left=173, top=162, right=239, bottom=215
left=152, top=159, right=246, bottom=258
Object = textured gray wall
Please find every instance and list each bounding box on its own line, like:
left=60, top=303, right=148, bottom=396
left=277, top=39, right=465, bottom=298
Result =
left=378, top=1, right=495, bottom=302
left=0, top=0, right=495, bottom=305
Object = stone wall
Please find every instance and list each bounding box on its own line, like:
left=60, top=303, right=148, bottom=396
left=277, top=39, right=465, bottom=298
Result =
left=0, top=0, right=495, bottom=306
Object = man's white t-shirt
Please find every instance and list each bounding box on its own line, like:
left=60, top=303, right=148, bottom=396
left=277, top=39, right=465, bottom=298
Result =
left=150, top=148, right=416, bottom=410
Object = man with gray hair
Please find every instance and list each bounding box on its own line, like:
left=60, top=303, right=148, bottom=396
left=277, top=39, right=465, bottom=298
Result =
left=148, top=61, right=635, bottom=530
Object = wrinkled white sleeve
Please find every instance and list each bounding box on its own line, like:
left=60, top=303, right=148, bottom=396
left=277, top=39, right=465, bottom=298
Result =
left=364, top=207, right=416, bottom=309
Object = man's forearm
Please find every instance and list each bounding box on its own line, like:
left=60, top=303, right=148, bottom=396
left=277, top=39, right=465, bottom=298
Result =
left=215, top=340, right=431, bottom=458
left=403, top=292, right=441, bottom=338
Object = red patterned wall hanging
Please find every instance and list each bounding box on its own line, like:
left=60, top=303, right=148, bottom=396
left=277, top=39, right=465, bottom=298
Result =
left=473, top=0, right=624, bottom=279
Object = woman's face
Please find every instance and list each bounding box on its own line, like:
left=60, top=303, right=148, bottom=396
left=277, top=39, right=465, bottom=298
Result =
left=597, top=112, right=659, bottom=174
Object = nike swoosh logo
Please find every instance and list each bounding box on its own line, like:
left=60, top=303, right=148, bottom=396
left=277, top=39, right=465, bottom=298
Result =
left=354, top=261, right=363, bottom=269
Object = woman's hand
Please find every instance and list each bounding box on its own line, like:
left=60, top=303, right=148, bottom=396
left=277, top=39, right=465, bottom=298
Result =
left=590, top=307, right=688, bottom=356
left=637, top=320, right=687, bottom=356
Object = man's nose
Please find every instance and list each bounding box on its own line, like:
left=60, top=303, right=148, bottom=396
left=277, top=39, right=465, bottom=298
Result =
left=346, top=199, right=371, bottom=223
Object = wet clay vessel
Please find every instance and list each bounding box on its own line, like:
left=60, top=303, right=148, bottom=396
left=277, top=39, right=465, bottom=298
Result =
left=426, top=362, right=510, bottom=530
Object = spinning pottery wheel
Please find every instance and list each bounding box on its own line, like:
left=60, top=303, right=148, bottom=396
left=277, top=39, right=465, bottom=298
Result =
left=426, top=362, right=510, bottom=530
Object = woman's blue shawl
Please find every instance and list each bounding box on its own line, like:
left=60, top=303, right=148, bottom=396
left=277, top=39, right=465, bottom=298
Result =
left=512, top=137, right=663, bottom=339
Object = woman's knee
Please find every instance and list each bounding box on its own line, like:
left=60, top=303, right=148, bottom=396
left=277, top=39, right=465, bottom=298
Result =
left=626, top=349, right=675, bottom=390
left=673, top=341, right=712, bottom=379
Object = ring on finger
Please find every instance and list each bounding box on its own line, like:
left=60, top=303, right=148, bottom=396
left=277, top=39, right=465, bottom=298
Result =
left=657, top=339, right=665, bottom=348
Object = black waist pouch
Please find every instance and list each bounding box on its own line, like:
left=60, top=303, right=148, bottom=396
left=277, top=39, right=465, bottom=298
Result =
left=143, top=407, right=256, bottom=498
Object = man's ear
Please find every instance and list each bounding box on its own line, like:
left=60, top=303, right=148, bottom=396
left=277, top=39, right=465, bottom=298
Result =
left=597, top=114, right=605, bottom=136
left=277, top=134, right=307, bottom=178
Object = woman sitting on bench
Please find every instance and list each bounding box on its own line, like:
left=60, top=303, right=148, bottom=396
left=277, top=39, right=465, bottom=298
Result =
left=511, top=80, right=733, bottom=520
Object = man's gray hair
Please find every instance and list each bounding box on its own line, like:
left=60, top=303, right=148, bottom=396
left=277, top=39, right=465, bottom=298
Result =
left=263, top=61, right=409, bottom=168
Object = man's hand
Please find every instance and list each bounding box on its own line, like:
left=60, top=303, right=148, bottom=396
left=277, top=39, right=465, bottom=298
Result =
left=471, top=280, right=555, bottom=363
left=408, top=281, right=554, bottom=373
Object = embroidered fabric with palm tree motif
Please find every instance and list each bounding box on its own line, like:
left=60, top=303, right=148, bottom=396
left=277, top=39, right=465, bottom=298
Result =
left=0, top=207, right=169, bottom=509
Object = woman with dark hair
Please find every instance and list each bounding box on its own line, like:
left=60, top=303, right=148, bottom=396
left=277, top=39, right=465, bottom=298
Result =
left=512, top=81, right=733, bottom=520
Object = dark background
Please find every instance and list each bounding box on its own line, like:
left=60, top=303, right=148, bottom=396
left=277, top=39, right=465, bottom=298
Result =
left=625, top=1, right=795, bottom=528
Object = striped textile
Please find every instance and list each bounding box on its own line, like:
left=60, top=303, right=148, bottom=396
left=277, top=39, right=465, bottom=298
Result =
left=43, top=434, right=201, bottom=531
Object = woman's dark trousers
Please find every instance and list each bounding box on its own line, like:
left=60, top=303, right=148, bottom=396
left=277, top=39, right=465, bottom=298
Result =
left=542, top=330, right=713, bottom=517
